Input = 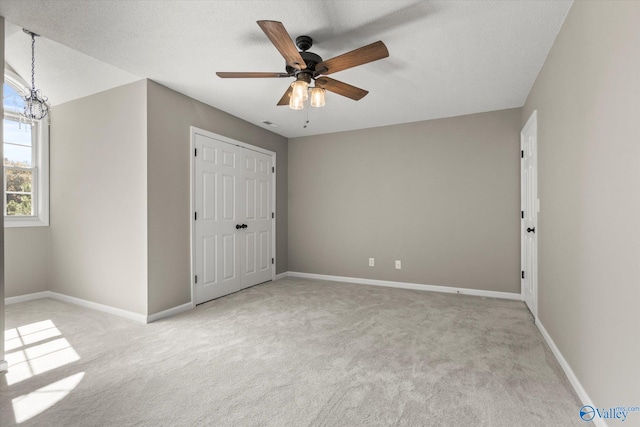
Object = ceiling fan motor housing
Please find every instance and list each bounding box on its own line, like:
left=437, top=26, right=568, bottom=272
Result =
left=286, top=50, right=323, bottom=76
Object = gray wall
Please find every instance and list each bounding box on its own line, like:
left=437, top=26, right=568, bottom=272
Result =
left=49, top=80, right=148, bottom=315
left=5, top=78, right=287, bottom=317
left=146, top=80, right=288, bottom=314
left=288, top=109, right=521, bottom=293
left=523, top=1, right=640, bottom=405
left=5, top=227, right=48, bottom=297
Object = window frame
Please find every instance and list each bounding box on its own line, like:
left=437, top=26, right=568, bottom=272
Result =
left=3, top=69, right=49, bottom=227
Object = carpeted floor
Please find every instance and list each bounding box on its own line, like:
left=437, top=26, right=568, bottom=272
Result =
left=1, top=277, right=585, bottom=426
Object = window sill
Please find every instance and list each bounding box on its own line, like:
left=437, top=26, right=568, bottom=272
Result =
left=4, top=217, right=49, bottom=228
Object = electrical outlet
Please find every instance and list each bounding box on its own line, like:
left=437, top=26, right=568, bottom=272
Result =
left=395, top=260, right=401, bottom=269
left=369, top=258, right=375, bottom=267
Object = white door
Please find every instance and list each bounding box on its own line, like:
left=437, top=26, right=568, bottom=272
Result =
left=521, top=110, right=538, bottom=318
left=194, top=132, right=273, bottom=304
left=241, top=149, right=274, bottom=287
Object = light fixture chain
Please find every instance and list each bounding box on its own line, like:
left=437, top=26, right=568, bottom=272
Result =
left=31, top=32, right=36, bottom=91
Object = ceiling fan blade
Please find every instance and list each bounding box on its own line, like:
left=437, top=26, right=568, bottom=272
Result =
left=315, top=41, right=389, bottom=75
left=257, top=20, right=307, bottom=70
left=277, top=86, right=293, bottom=106
left=315, top=77, right=369, bottom=101
left=216, top=72, right=290, bottom=78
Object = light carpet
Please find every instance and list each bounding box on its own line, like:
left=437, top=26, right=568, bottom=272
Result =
left=1, top=277, right=585, bottom=426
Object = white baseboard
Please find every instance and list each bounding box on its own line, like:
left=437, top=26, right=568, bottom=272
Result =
left=147, top=302, right=193, bottom=323
left=48, top=292, right=148, bottom=324
left=535, top=319, right=606, bottom=427
left=5, top=291, right=147, bottom=324
left=274, top=272, right=288, bottom=281
left=286, top=271, right=522, bottom=301
left=5, top=291, right=51, bottom=305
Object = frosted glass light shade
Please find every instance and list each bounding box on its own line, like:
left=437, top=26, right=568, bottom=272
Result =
left=289, top=93, right=305, bottom=110
left=310, top=87, right=326, bottom=108
left=291, top=80, right=309, bottom=101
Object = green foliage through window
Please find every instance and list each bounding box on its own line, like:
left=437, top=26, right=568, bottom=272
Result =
left=7, top=194, right=32, bottom=216
left=5, top=159, right=33, bottom=216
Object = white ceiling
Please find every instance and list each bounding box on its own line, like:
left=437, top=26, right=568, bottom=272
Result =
left=0, top=1, right=572, bottom=138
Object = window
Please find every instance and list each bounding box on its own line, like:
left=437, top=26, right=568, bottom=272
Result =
left=3, top=70, right=49, bottom=227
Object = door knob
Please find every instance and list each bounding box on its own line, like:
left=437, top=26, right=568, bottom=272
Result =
left=527, top=227, right=536, bottom=233
left=242, top=224, right=248, bottom=229
left=235, top=224, right=242, bottom=229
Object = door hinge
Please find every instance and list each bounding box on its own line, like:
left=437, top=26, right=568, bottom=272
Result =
left=194, top=148, right=197, bottom=156
left=521, top=271, right=525, bottom=279
left=272, top=258, right=274, bottom=265
left=521, top=150, right=524, bottom=158
left=521, top=211, right=524, bottom=219
left=194, top=212, right=197, bottom=220
left=272, top=212, right=274, bottom=219
left=272, top=166, right=275, bottom=173
left=195, top=275, right=198, bottom=284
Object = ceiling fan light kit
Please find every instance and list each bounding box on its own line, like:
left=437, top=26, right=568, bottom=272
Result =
left=217, top=20, right=389, bottom=112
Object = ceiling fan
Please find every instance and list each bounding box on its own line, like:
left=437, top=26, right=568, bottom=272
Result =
left=216, top=20, right=389, bottom=109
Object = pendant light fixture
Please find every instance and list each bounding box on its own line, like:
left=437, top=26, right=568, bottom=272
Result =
left=22, top=29, right=50, bottom=121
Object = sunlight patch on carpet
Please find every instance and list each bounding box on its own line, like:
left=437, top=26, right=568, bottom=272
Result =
left=12, top=372, right=85, bottom=424
left=4, top=320, right=80, bottom=385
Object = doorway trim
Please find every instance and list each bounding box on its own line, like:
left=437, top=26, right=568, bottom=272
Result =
left=189, top=126, right=276, bottom=307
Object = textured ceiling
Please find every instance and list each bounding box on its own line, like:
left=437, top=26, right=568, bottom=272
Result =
left=0, top=1, right=572, bottom=138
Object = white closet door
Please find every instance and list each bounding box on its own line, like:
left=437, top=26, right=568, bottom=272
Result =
left=521, top=111, right=538, bottom=318
left=194, top=132, right=274, bottom=305
left=194, top=133, right=244, bottom=303
left=241, top=149, right=272, bottom=287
